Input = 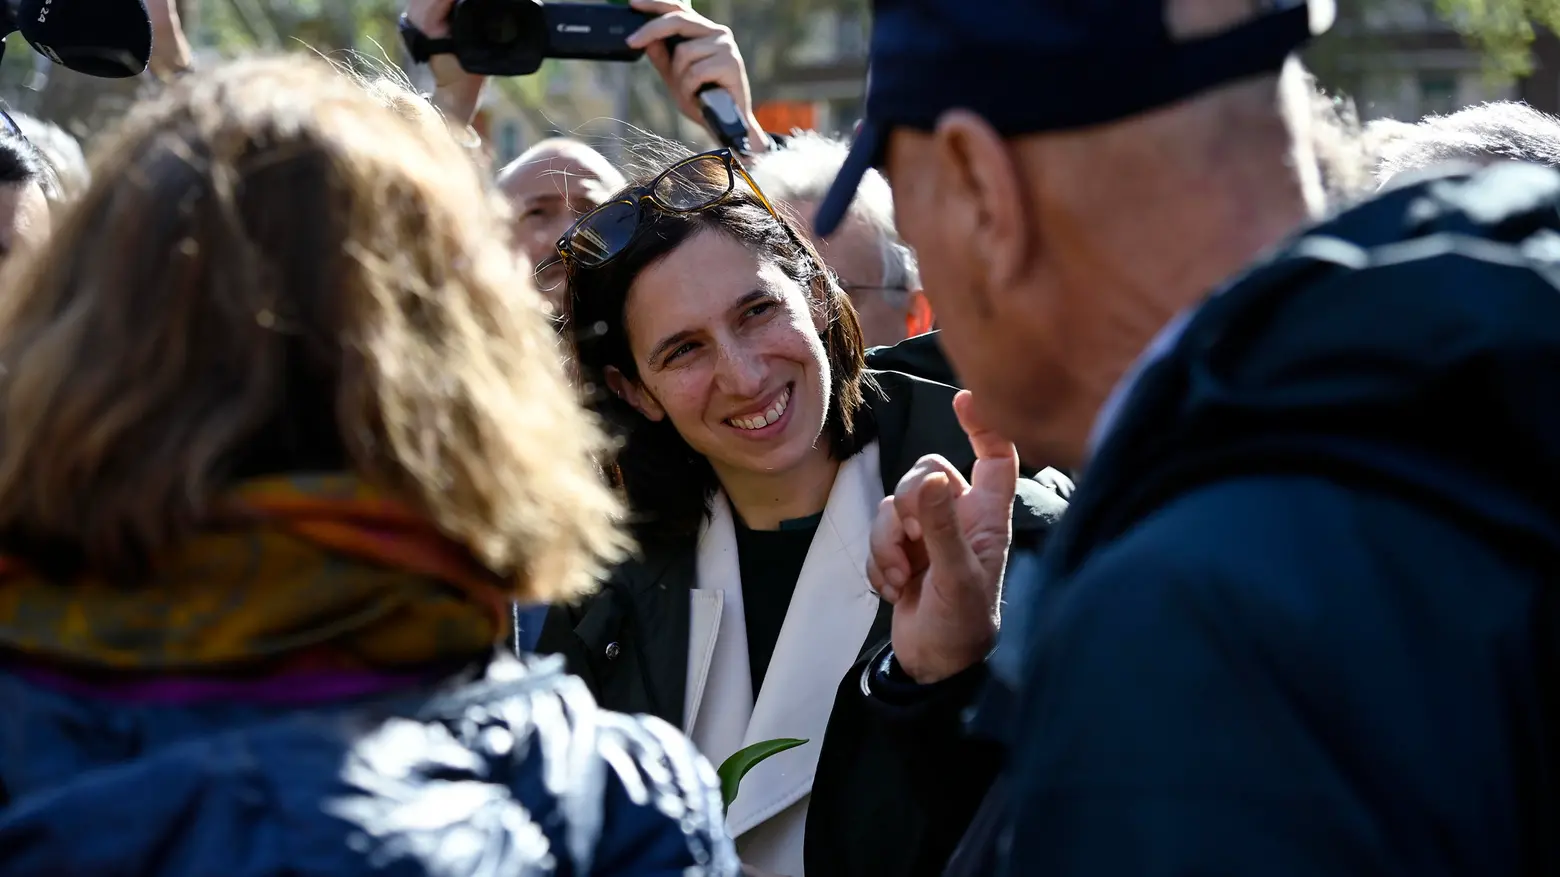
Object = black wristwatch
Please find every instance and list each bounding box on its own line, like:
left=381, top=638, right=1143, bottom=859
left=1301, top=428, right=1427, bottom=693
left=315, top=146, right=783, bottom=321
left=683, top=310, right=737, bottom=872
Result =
left=399, top=13, right=456, bottom=64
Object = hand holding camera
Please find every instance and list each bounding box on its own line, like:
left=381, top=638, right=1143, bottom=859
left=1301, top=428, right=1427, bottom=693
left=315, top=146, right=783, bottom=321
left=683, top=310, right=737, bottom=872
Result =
left=402, top=0, right=764, bottom=152
left=404, top=0, right=487, bottom=126
left=625, top=0, right=766, bottom=153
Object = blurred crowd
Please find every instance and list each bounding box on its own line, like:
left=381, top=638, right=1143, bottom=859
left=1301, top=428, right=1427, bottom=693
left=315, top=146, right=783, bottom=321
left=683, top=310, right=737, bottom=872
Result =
left=0, top=0, right=1559, bottom=876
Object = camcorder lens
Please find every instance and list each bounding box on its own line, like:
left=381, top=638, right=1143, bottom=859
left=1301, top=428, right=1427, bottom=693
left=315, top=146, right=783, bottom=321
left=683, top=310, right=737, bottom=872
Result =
left=460, top=0, right=519, bottom=47
left=486, top=8, right=519, bottom=46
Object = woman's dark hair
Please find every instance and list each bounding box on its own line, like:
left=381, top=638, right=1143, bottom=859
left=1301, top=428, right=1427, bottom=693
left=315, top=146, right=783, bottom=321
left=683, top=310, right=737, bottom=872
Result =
left=567, top=150, right=871, bottom=539
left=0, top=129, right=58, bottom=203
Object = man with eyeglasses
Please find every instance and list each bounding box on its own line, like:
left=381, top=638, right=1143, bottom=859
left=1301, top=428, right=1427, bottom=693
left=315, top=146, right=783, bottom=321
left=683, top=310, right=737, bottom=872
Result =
left=496, top=138, right=627, bottom=313
left=747, top=131, right=934, bottom=350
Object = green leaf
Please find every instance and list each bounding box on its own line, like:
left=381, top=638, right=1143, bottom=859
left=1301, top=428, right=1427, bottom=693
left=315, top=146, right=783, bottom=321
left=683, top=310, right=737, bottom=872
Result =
left=716, top=738, right=807, bottom=813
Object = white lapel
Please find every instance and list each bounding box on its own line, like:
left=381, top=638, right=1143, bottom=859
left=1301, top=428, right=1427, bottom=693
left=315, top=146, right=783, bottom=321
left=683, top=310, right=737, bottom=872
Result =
left=726, top=442, right=885, bottom=854
left=683, top=589, right=724, bottom=731
left=686, top=499, right=754, bottom=767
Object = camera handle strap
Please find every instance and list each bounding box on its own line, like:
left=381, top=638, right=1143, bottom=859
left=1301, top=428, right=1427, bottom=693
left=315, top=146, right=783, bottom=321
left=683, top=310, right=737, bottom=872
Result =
left=399, top=14, right=456, bottom=64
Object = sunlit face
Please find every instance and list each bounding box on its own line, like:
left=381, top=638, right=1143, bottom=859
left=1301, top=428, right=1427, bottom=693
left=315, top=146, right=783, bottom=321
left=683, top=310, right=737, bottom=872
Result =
left=0, top=180, right=48, bottom=281
left=616, top=229, right=832, bottom=482
left=500, top=146, right=621, bottom=311
left=789, top=200, right=908, bottom=349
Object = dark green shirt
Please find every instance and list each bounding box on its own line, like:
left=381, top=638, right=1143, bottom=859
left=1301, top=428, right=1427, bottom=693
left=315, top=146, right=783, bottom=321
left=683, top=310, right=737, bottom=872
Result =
left=733, top=511, right=822, bottom=696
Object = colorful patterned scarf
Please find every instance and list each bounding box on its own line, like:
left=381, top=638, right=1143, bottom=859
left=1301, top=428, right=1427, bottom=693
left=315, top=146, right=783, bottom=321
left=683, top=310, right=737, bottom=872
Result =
left=0, top=474, right=511, bottom=673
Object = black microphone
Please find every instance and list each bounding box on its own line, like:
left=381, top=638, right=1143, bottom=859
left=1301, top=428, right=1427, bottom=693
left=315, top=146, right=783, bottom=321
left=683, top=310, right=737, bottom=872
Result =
left=3, top=0, right=151, bottom=79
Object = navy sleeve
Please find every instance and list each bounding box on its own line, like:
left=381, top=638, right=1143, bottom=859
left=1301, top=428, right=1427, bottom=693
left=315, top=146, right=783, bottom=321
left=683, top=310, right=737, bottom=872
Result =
left=805, top=647, right=1001, bottom=877
left=1002, top=476, right=1540, bottom=877
left=590, top=713, right=739, bottom=877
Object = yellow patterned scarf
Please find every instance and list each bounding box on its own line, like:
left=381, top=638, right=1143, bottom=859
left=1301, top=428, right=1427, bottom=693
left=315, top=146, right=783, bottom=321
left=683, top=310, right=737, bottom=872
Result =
left=0, top=474, right=510, bottom=672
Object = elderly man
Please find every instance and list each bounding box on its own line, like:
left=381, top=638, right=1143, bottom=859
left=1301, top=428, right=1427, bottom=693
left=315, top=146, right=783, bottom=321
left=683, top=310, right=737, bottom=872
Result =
left=496, top=138, right=627, bottom=310
left=815, top=0, right=1560, bottom=875
left=747, top=132, right=933, bottom=349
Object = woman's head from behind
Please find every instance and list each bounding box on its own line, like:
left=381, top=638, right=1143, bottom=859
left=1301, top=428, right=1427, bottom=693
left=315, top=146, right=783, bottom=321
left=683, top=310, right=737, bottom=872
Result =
left=0, top=56, right=626, bottom=600
left=567, top=147, right=868, bottom=536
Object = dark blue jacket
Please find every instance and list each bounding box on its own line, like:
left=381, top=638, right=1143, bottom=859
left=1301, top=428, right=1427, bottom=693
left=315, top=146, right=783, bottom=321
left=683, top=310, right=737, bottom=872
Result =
left=1002, top=163, right=1560, bottom=877
left=0, top=653, right=740, bottom=877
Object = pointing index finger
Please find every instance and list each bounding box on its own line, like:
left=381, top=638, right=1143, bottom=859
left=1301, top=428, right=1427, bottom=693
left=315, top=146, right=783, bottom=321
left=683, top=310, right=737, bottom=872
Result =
left=954, top=390, right=1019, bottom=497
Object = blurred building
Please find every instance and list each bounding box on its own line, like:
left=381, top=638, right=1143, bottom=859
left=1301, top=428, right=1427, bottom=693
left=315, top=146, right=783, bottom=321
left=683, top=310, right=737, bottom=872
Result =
left=1309, top=0, right=1560, bottom=120
left=749, top=0, right=1560, bottom=133
left=751, top=6, right=868, bottom=138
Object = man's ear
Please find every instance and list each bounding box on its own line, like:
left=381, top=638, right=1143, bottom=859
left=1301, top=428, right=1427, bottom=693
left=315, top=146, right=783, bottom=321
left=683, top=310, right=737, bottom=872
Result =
left=605, top=366, right=665, bottom=422
left=931, top=110, right=1031, bottom=296
left=904, top=289, right=935, bottom=337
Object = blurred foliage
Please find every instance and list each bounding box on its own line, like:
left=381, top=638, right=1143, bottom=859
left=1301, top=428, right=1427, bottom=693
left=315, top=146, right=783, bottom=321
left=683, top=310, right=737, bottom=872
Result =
left=175, top=0, right=874, bottom=135
left=1431, top=0, right=1560, bottom=77
left=193, top=0, right=400, bottom=57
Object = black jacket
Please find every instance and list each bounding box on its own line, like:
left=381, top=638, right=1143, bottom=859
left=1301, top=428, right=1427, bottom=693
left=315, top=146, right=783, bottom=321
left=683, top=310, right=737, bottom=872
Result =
left=537, top=370, right=1067, bottom=877
left=865, top=332, right=960, bottom=388
left=1000, top=162, right=1560, bottom=876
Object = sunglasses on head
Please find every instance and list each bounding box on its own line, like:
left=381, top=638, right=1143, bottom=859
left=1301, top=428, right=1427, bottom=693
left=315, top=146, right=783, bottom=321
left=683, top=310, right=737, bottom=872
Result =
left=551, top=148, right=781, bottom=272
left=0, top=104, right=23, bottom=141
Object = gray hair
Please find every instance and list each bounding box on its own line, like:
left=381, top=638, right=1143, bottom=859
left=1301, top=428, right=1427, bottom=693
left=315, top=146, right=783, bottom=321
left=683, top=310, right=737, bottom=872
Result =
left=746, top=131, right=921, bottom=296
left=11, top=113, right=85, bottom=205
left=1369, top=101, right=1560, bottom=186
left=1282, top=61, right=1375, bottom=211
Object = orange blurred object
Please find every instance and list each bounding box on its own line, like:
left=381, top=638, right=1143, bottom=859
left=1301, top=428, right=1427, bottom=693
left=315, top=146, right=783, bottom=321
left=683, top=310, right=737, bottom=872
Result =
left=755, top=101, right=818, bottom=135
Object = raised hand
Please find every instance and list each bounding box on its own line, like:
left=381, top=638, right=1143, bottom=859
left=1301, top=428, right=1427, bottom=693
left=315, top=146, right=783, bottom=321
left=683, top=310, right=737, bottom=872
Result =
left=404, top=0, right=486, bottom=127
left=147, top=0, right=194, bottom=79
left=626, top=0, right=769, bottom=152
left=866, top=391, right=1018, bottom=684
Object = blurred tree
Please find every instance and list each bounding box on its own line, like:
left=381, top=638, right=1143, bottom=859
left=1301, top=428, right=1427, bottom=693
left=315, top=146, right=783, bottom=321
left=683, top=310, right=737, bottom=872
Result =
left=1, top=0, right=878, bottom=154
left=708, top=0, right=868, bottom=92
left=193, top=0, right=401, bottom=58
left=1430, top=0, right=1558, bottom=76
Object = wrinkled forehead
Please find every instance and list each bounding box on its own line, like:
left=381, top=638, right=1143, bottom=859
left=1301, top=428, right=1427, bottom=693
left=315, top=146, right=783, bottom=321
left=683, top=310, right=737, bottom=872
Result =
left=503, top=151, right=622, bottom=205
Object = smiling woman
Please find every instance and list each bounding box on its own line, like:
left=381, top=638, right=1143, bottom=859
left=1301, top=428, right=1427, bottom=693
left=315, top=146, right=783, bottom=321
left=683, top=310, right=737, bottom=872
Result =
left=542, top=144, right=1070, bottom=877
left=566, top=149, right=868, bottom=538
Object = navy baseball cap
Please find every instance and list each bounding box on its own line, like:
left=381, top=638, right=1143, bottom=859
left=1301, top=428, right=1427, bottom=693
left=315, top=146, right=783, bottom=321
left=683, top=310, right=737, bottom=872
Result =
left=815, top=0, right=1332, bottom=237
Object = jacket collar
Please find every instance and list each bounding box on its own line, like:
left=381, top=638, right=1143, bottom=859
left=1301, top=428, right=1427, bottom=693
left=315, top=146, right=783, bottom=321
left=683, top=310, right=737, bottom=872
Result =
left=563, top=369, right=1064, bottom=730
left=594, top=537, right=695, bottom=728
left=688, top=442, right=885, bottom=871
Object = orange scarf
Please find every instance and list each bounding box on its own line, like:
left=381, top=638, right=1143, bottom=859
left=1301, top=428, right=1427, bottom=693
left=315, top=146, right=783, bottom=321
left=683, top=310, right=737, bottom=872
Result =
left=0, top=474, right=511, bottom=672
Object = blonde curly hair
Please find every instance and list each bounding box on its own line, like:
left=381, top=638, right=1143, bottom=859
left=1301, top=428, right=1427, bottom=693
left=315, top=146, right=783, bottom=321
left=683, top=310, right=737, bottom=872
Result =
left=0, top=55, right=627, bottom=601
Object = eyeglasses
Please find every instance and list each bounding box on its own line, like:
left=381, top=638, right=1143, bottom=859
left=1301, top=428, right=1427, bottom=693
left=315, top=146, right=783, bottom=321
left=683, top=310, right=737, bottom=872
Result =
left=0, top=104, right=23, bottom=140
left=553, top=149, right=780, bottom=271
left=839, top=282, right=912, bottom=310
left=840, top=283, right=909, bottom=296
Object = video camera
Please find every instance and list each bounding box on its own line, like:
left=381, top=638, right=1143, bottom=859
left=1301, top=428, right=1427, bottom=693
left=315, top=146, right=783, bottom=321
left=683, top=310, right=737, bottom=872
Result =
left=447, top=0, right=756, bottom=152
left=0, top=0, right=152, bottom=78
